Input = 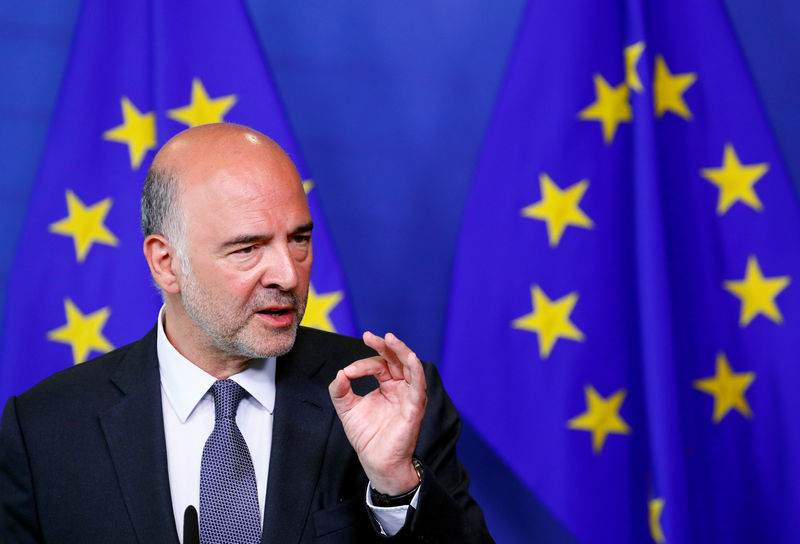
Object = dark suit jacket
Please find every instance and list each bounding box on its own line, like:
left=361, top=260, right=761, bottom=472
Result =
left=0, top=326, right=492, bottom=543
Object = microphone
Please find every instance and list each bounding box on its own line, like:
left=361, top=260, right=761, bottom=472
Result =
left=183, top=505, right=199, bottom=544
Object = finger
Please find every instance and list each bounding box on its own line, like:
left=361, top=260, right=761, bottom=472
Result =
left=363, top=331, right=405, bottom=380
left=329, top=368, right=352, bottom=398
left=342, top=356, right=394, bottom=383
left=406, top=352, right=428, bottom=395
left=384, top=333, right=420, bottom=385
left=361, top=330, right=385, bottom=355
left=401, top=354, right=427, bottom=410
left=328, top=369, right=358, bottom=413
left=384, top=335, right=427, bottom=409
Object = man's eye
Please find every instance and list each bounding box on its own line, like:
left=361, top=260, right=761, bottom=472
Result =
left=237, top=246, right=254, bottom=254
left=293, top=235, right=310, bottom=244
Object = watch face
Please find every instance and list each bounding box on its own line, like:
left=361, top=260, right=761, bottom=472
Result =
left=412, top=457, right=424, bottom=481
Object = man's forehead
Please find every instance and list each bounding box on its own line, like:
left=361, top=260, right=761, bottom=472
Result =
left=180, top=160, right=310, bottom=234
left=182, top=156, right=305, bottom=206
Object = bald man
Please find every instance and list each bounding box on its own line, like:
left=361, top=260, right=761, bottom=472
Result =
left=0, top=124, right=493, bottom=543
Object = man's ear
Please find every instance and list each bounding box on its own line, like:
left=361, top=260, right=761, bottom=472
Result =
left=143, top=234, right=181, bottom=294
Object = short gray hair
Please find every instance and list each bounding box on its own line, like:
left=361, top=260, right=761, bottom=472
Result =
left=141, top=166, right=191, bottom=274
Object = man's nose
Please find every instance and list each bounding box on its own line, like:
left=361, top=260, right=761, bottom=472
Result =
left=259, top=243, right=299, bottom=291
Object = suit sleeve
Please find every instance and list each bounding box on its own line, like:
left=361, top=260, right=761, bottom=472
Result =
left=394, top=363, right=494, bottom=543
left=0, top=396, right=43, bottom=543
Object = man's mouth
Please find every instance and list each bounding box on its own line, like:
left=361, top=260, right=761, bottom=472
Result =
left=255, top=306, right=295, bottom=327
left=257, top=307, right=292, bottom=316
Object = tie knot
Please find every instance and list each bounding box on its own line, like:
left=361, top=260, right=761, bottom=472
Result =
left=210, top=379, right=247, bottom=420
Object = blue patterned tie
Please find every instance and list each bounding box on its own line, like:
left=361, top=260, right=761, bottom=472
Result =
left=199, top=379, right=262, bottom=544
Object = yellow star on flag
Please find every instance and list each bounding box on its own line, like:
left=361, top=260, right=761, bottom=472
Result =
left=521, top=173, right=594, bottom=247
left=724, top=255, right=789, bottom=326
left=578, top=74, right=632, bottom=144
left=303, top=179, right=315, bottom=194
left=694, top=352, right=755, bottom=423
left=168, top=78, right=237, bottom=128
left=653, top=55, right=697, bottom=120
left=512, top=285, right=584, bottom=359
left=49, top=190, right=119, bottom=263
left=103, top=96, right=156, bottom=169
left=624, top=41, right=645, bottom=93
left=47, top=298, right=114, bottom=364
left=567, top=384, right=630, bottom=454
left=301, top=284, right=343, bottom=333
left=700, top=144, right=769, bottom=215
left=649, top=498, right=666, bottom=543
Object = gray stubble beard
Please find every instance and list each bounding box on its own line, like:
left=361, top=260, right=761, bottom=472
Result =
left=180, top=272, right=307, bottom=360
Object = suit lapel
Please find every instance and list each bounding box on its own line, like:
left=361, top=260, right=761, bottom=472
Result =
left=99, top=329, right=178, bottom=543
left=262, top=328, right=337, bottom=544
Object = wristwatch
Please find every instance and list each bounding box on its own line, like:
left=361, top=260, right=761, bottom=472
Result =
left=370, top=457, right=424, bottom=507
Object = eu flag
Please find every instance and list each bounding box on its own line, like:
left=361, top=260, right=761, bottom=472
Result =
left=441, top=1, right=800, bottom=542
left=0, top=0, right=356, bottom=406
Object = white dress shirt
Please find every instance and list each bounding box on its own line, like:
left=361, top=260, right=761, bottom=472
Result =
left=156, top=307, right=415, bottom=541
left=157, top=307, right=275, bottom=539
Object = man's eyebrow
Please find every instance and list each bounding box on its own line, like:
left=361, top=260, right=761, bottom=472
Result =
left=221, top=222, right=314, bottom=248
left=222, top=235, right=267, bottom=248
left=293, top=221, right=314, bottom=234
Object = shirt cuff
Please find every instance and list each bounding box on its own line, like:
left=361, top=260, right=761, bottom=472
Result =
left=365, top=482, right=420, bottom=536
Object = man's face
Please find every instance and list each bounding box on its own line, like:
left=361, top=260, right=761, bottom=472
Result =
left=176, top=147, right=312, bottom=360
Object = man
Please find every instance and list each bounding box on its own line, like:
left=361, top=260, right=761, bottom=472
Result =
left=0, top=123, right=492, bottom=543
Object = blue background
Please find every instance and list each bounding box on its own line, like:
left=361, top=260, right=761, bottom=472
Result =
left=2, top=2, right=799, bottom=541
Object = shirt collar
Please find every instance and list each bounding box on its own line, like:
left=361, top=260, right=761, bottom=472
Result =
left=156, top=305, right=276, bottom=422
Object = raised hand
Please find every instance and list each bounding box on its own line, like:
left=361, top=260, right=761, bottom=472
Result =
left=328, top=331, right=427, bottom=495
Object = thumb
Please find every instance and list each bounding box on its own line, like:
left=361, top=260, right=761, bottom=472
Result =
left=329, top=369, right=358, bottom=413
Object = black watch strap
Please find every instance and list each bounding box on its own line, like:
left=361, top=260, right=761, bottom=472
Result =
left=370, top=458, right=424, bottom=507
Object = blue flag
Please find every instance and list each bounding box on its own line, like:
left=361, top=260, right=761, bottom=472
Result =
left=0, top=0, right=356, bottom=405
left=441, top=1, right=800, bottom=542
